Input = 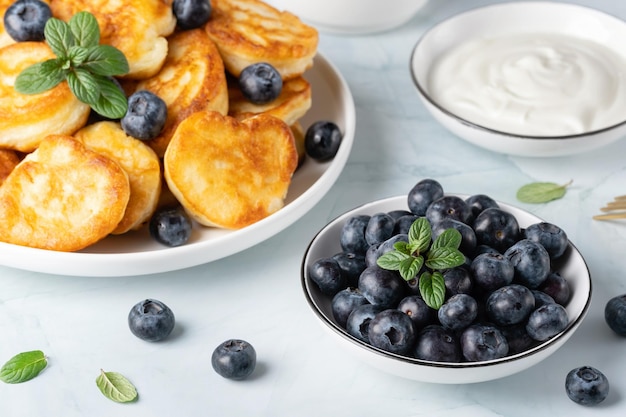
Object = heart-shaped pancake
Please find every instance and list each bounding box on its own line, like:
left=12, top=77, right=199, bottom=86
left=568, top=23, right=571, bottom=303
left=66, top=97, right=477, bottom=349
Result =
left=164, top=111, right=298, bottom=229
left=0, top=135, right=130, bottom=251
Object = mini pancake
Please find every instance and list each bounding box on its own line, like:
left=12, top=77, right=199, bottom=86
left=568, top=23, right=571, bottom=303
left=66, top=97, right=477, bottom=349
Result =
left=0, top=135, right=130, bottom=251
left=0, top=149, right=20, bottom=186
left=289, top=121, right=306, bottom=167
left=132, top=28, right=229, bottom=157
left=0, top=42, right=91, bottom=152
left=49, top=0, right=176, bottom=79
left=205, top=0, right=318, bottom=80
left=74, top=121, right=161, bottom=234
left=164, top=111, right=298, bottom=229
left=228, top=75, right=311, bottom=127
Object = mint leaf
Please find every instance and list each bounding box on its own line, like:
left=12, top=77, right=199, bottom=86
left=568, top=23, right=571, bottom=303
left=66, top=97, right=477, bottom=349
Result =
left=69, top=11, right=100, bottom=47
left=377, top=250, right=410, bottom=271
left=393, top=241, right=411, bottom=255
left=419, top=271, right=446, bottom=309
left=14, top=60, right=66, bottom=94
left=426, top=246, right=465, bottom=270
left=96, top=370, right=138, bottom=403
left=408, top=217, right=431, bottom=254
left=68, top=45, right=89, bottom=66
left=516, top=180, right=572, bottom=204
left=399, top=256, right=424, bottom=281
left=44, top=17, right=74, bottom=58
left=67, top=68, right=101, bottom=105
left=82, top=45, right=129, bottom=76
left=90, top=76, right=128, bottom=119
left=431, top=228, right=462, bottom=250
left=0, top=350, right=47, bottom=384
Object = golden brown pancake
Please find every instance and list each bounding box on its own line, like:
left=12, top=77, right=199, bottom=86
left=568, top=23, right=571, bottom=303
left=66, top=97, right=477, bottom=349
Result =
left=132, top=28, right=229, bottom=157
left=0, top=135, right=130, bottom=251
left=0, top=42, right=91, bottom=152
left=0, top=149, right=20, bottom=186
left=228, top=75, right=311, bottom=127
left=164, top=111, right=298, bottom=229
left=289, top=121, right=306, bottom=167
left=205, top=0, right=318, bottom=80
left=73, top=121, right=161, bottom=234
left=49, top=0, right=176, bottom=79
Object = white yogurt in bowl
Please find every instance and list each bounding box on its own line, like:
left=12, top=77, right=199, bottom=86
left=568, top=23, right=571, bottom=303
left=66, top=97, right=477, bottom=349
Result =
left=410, top=2, right=626, bottom=157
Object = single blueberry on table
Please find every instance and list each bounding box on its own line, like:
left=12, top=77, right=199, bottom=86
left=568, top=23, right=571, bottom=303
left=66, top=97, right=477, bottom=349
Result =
left=368, top=309, right=416, bottom=355
left=414, top=324, right=462, bottom=362
left=149, top=206, right=193, bottom=247
left=211, top=339, right=257, bottom=380
left=3, top=0, right=51, bottom=42
left=407, top=178, right=444, bottom=216
left=345, top=304, right=383, bottom=343
left=128, top=299, right=176, bottom=342
left=526, top=303, right=569, bottom=341
left=565, top=366, right=609, bottom=406
left=304, top=120, right=342, bottom=161
left=504, top=239, right=551, bottom=289
left=121, top=90, right=168, bottom=140
left=238, top=62, right=283, bottom=104
left=473, top=207, right=521, bottom=252
left=173, top=0, right=212, bottom=30
left=604, top=294, right=626, bottom=336
left=308, top=257, right=347, bottom=296
left=331, top=287, right=368, bottom=328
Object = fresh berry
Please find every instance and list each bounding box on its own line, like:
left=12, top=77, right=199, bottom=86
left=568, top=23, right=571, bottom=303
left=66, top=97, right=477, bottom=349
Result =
left=3, top=0, right=51, bottom=42
left=407, top=178, right=444, bottom=216
left=443, top=267, right=473, bottom=296
left=538, top=271, right=571, bottom=305
left=465, top=194, right=499, bottom=218
left=331, top=287, right=368, bottom=328
left=414, top=324, right=462, bottom=362
left=473, top=207, right=521, bottom=252
left=565, top=366, right=609, bottom=406
left=211, top=339, right=257, bottom=380
left=304, top=120, right=342, bottom=161
left=604, top=294, right=626, bottom=336
left=397, top=295, right=434, bottom=330
left=425, top=195, right=472, bottom=225
left=121, top=90, right=167, bottom=140
left=346, top=304, right=383, bottom=343
left=128, top=299, right=175, bottom=342
left=392, top=213, right=419, bottom=235
left=470, top=252, right=514, bottom=291
left=524, top=222, right=568, bottom=260
left=238, top=62, right=282, bottom=104
left=460, top=324, right=509, bottom=362
left=331, top=252, right=366, bottom=287
left=173, top=0, right=211, bottom=30
left=486, top=284, right=535, bottom=326
left=365, top=212, right=395, bottom=246
left=368, top=309, right=416, bottom=355
left=149, top=206, right=193, bottom=247
left=504, top=239, right=551, bottom=289
left=432, top=218, right=477, bottom=256
left=340, top=215, right=371, bottom=255
left=532, top=290, right=556, bottom=308
left=526, top=303, right=569, bottom=341
left=438, top=294, right=478, bottom=331
left=308, top=257, right=346, bottom=296
left=358, top=266, right=406, bottom=308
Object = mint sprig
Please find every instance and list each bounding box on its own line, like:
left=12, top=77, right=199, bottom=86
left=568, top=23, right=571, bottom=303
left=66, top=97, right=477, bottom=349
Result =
left=14, top=11, right=129, bottom=119
left=376, top=217, right=465, bottom=309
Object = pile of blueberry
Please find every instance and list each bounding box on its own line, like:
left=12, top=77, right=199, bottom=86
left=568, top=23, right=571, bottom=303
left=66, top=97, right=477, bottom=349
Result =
left=309, top=178, right=574, bottom=363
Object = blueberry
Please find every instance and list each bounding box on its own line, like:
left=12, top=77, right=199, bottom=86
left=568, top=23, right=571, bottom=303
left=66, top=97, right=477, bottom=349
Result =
left=365, top=212, right=395, bottom=246
left=345, top=304, right=383, bottom=343
left=211, top=339, right=256, bottom=380
left=392, top=214, right=419, bottom=235
left=304, top=120, right=342, bottom=161
left=425, top=195, right=472, bottom=225
left=524, top=222, right=568, bottom=260
left=473, top=207, right=521, bottom=252
left=474, top=244, right=501, bottom=257
left=538, top=271, right=570, bottom=305
left=565, top=366, right=609, bottom=406
left=469, top=252, right=514, bottom=291
left=397, top=295, right=434, bottom=331
left=3, top=0, right=51, bottom=42
left=486, top=284, right=535, bottom=326
left=443, top=267, right=473, bottom=296
left=149, top=206, right=193, bottom=247
left=358, top=266, right=407, bottom=308
left=526, top=303, right=569, bottom=341
left=308, top=257, right=347, bottom=296
left=173, top=0, right=211, bottom=30
left=432, top=218, right=477, bottom=256
left=465, top=194, right=499, bottom=218
left=500, top=323, right=535, bottom=355
left=128, top=299, right=175, bottom=342
left=376, top=233, right=408, bottom=258
left=368, top=309, right=416, bottom=355
left=387, top=209, right=413, bottom=221
left=504, top=239, right=551, bottom=289
left=364, top=242, right=381, bottom=268
left=331, top=252, right=366, bottom=287
left=340, top=215, right=370, bottom=255
left=407, top=179, right=444, bottom=216
left=414, top=324, right=462, bottom=362
left=121, top=90, right=168, bottom=140
left=238, top=62, right=282, bottom=104
left=438, top=294, right=478, bottom=331
left=331, top=287, right=368, bottom=328
left=604, top=294, right=626, bottom=336
left=460, top=324, right=509, bottom=362
left=532, top=290, right=556, bottom=308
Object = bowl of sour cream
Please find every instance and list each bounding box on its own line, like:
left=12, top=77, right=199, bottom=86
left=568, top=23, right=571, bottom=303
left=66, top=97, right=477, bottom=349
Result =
left=410, top=2, right=626, bottom=157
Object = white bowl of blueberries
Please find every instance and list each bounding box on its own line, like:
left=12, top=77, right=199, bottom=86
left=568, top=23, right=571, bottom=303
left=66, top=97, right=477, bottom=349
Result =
left=301, top=179, right=592, bottom=384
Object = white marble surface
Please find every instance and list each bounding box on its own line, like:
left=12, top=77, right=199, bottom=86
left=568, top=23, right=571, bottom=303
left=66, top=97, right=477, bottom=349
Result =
left=2, top=1, right=626, bottom=416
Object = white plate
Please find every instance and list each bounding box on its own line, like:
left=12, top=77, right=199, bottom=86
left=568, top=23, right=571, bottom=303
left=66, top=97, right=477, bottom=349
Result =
left=0, top=53, right=356, bottom=277
left=301, top=195, right=592, bottom=384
